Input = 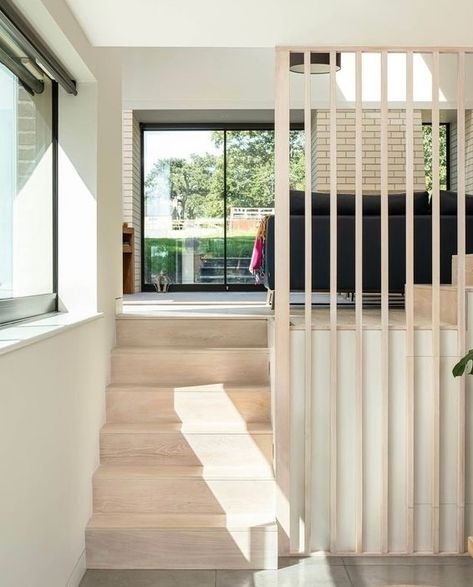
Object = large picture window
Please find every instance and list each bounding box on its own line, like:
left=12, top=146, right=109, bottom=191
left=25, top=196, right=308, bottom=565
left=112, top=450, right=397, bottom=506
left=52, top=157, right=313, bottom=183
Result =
left=0, top=0, right=77, bottom=325
left=0, top=66, right=57, bottom=324
left=142, top=125, right=304, bottom=290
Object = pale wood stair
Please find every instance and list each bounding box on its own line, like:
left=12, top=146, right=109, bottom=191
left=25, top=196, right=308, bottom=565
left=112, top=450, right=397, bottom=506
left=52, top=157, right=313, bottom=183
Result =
left=411, top=283, right=458, bottom=325
left=86, top=316, right=276, bottom=570
left=116, top=317, right=268, bottom=348
left=451, top=253, right=473, bottom=286
left=408, top=254, right=473, bottom=326
left=105, top=384, right=270, bottom=424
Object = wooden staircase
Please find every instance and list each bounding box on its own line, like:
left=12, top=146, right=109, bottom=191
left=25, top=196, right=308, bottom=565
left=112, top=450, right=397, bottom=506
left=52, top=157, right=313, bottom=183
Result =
left=85, top=317, right=277, bottom=570
left=410, top=254, right=473, bottom=326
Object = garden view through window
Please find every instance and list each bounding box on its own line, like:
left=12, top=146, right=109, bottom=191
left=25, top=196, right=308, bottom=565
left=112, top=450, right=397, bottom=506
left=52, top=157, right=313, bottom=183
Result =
left=143, top=128, right=304, bottom=288
left=143, top=123, right=448, bottom=289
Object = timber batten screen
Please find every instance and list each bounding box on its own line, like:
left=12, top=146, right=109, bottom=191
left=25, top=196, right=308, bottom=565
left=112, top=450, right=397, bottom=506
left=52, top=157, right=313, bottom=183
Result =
left=273, top=47, right=471, bottom=556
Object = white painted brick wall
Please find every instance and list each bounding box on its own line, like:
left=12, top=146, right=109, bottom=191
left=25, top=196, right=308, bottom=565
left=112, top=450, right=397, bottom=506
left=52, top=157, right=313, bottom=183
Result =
left=465, top=111, right=473, bottom=194
left=312, top=109, right=425, bottom=193
left=450, top=120, right=457, bottom=191
left=449, top=111, right=473, bottom=194
left=122, top=110, right=141, bottom=292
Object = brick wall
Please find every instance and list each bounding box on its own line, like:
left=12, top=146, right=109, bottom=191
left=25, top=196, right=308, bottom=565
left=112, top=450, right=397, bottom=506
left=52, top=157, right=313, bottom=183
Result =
left=312, top=109, right=425, bottom=193
left=17, top=87, right=38, bottom=190
left=449, top=111, right=473, bottom=194
left=465, top=111, right=473, bottom=194
left=450, top=120, right=457, bottom=191
left=122, top=110, right=141, bottom=292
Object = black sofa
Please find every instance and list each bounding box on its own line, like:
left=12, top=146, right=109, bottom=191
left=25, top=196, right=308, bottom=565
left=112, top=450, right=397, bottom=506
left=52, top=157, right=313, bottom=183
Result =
left=264, top=190, right=473, bottom=294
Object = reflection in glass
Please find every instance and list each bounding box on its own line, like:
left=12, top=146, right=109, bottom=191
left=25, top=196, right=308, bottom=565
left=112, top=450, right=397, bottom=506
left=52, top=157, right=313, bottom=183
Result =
left=0, top=64, right=53, bottom=299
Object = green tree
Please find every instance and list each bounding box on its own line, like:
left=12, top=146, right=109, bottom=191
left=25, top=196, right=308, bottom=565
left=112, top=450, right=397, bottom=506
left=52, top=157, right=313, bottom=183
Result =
left=144, top=153, right=223, bottom=219
left=215, top=129, right=305, bottom=210
left=423, top=124, right=448, bottom=193
left=144, top=129, right=305, bottom=219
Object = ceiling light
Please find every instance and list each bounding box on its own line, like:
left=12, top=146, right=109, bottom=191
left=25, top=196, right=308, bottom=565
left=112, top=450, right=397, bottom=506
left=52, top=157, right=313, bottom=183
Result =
left=289, top=52, right=341, bottom=74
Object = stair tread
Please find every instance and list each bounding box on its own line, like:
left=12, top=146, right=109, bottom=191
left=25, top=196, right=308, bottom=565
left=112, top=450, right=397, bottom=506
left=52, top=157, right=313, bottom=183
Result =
left=101, top=422, right=272, bottom=434
left=116, top=314, right=268, bottom=320
left=106, top=383, right=270, bottom=393
left=411, top=284, right=457, bottom=289
left=94, top=464, right=274, bottom=480
left=87, top=512, right=277, bottom=530
left=112, top=346, right=268, bottom=354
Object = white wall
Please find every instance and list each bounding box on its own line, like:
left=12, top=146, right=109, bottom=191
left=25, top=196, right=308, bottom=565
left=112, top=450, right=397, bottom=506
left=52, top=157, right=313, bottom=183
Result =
left=58, top=82, right=98, bottom=313
left=0, top=320, right=106, bottom=587
left=122, top=49, right=473, bottom=114
left=122, top=48, right=275, bottom=111
left=0, top=2, right=123, bottom=587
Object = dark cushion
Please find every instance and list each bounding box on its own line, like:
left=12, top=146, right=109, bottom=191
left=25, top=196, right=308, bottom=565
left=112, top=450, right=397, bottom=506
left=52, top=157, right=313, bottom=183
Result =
left=440, top=190, right=473, bottom=215
left=289, top=190, right=430, bottom=216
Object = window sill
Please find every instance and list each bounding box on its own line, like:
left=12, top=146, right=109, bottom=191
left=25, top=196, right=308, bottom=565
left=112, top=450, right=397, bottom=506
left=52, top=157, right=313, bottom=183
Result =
left=0, top=311, right=104, bottom=357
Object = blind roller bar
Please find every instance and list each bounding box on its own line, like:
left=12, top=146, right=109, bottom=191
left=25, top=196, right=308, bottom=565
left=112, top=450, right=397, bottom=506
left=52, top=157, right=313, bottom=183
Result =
left=0, top=44, right=44, bottom=94
left=0, top=0, right=77, bottom=95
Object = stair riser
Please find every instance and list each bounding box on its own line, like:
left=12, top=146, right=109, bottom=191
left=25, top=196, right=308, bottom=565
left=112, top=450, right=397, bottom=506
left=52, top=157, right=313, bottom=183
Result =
left=117, top=319, right=267, bottom=348
left=111, top=350, right=269, bottom=386
left=93, top=479, right=274, bottom=515
left=100, top=433, right=273, bottom=467
left=86, top=527, right=278, bottom=570
left=412, top=287, right=457, bottom=325
left=106, top=391, right=271, bottom=424
left=451, top=254, right=473, bottom=286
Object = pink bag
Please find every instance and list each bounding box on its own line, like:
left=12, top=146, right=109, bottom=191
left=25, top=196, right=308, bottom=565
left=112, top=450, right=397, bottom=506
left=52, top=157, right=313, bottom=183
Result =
left=249, top=236, right=264, bottom=274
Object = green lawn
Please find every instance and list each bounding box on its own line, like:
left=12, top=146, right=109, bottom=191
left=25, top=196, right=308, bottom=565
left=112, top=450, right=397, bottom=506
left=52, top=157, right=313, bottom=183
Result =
left=144, top=235, right=256, bottom=283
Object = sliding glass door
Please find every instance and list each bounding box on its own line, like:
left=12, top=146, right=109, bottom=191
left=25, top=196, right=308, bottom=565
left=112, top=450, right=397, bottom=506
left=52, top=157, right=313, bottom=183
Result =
left=143, top=129, right=225, bottom=287
left=142, top=125, right=304, bottom=290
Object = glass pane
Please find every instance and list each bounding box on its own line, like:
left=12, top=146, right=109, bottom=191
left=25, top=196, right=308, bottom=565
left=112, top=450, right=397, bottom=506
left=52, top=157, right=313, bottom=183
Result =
left=423, top=123, right=448, bottom=193
left=226, top=129, right=304, bottom=285
left=143, top=130, right=224, bottom=286
left=0, top=65, right=53, bottom=299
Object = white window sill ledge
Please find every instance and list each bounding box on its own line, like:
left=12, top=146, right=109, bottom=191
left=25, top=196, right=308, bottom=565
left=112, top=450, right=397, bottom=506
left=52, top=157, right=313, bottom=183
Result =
left=0, top=311, right=104, bottom=357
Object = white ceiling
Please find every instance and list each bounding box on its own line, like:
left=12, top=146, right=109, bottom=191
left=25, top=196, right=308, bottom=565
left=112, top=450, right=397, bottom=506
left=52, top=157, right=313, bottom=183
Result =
left=64, top=0, right=473, bottom=48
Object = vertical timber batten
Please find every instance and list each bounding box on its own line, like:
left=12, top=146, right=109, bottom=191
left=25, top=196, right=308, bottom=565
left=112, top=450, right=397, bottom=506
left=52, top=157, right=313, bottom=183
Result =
left=275, top=48, right=291, bottom=556
left=431, top=51, right=441, bottom=555
left=380, top=50, right=390, bottom=554
left=303, top=50, right=313, bottom=555
left=272, top=45, right=470, bottom=557
left=456, top=51, right=466, bottom=554
left=355, top=50, right=364, bottom=554
left=405, top=50, right=415, bottom=554
left=329, top=49, right=338, bottom=553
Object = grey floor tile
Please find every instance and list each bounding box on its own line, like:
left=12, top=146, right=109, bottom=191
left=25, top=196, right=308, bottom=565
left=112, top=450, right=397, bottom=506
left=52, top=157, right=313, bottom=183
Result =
left=342, top=555, right=473, bottom=566
left=280, top=556, right=345, bottom=568
left=79, top=569, right=216, bottom=587
left=346, top=563, right=473, bottom=587
left=217, top=559, right=351, bottom=587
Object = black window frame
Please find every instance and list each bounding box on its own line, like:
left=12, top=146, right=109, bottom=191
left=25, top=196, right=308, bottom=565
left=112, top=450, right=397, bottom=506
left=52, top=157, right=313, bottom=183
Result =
left=140, top=122, right=303, bottom=292
left=0, top=79, right=59, bottom=325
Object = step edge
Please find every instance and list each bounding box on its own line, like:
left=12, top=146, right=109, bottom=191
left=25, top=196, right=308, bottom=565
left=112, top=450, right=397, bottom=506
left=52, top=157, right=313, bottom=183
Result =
left=112, top=346, right=269, bottom=354
left=93, top=467, right=275, bottom=481
left=100, top=423, right=273, bottom=435
left=106, top=384, right=271, bottom=393
left=86, top=515, right=277, bottom=531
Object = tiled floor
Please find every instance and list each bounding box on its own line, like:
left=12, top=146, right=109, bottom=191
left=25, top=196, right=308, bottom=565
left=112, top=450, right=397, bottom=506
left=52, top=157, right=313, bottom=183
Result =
left=80, top=556, right=473, bottom=587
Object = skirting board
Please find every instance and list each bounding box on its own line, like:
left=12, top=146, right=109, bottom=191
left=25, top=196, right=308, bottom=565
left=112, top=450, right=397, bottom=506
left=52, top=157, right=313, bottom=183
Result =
left=66, top=550, right=86, bottom=587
